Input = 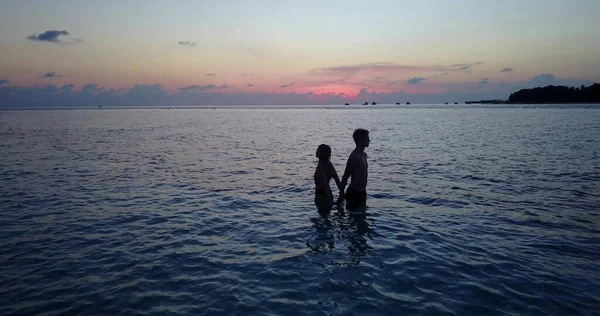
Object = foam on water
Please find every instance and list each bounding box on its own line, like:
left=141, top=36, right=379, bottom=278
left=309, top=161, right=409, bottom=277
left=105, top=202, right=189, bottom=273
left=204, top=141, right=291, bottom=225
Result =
left=1, top=107, right=599, bottom=315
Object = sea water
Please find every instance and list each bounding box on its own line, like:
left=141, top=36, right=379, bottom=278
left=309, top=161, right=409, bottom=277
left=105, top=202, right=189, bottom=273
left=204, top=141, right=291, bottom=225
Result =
left=1, top=106, right=599, bottom=315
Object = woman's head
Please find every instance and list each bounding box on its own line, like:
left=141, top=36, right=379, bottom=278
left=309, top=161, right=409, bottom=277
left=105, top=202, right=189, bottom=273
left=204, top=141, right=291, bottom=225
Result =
left=316, top=144, right=331, bottom=161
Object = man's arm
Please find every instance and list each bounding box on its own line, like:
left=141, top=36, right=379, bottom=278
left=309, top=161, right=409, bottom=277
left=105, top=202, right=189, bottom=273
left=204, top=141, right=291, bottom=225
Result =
left=338, top=156, right=353, bottom=201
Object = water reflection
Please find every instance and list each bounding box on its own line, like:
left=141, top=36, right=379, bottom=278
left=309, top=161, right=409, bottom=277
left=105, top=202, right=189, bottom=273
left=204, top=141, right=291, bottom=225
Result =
left=343, top=212, right=372, bottom=264
left=309, top=207, right=373, bottom=265
left=308, top=211, right=335, bottom=253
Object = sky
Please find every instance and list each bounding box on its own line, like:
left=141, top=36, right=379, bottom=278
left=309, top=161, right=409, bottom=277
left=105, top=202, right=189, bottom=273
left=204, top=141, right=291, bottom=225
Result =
left=1, top=0, right=599, bottom=106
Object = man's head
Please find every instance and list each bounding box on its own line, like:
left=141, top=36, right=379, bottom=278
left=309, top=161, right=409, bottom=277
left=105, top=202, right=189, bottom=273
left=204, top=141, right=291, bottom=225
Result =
left=316, top=144, right=331, bottom=161
left=353, top=128, right=370, bottom=148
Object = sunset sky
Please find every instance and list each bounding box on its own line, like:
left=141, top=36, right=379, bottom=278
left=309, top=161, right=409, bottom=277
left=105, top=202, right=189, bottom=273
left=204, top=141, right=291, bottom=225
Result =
left=1, top=0, right=599, bottom=105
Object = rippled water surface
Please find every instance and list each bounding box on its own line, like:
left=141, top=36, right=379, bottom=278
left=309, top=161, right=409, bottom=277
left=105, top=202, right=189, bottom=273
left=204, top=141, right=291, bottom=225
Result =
left=1, top=107, right=599, bottom=315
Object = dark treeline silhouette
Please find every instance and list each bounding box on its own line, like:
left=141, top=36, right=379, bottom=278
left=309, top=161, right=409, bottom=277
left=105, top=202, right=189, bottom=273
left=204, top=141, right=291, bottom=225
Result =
left=508, top=83, right=600, bottom=103
left=465, top=99, right=505, bottom=104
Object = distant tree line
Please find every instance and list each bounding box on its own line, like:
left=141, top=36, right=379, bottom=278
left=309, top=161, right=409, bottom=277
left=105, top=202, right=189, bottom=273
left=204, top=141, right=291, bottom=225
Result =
left=464, top=99, right=504, bottom=104
left=508, top=83, right=600, bottom=103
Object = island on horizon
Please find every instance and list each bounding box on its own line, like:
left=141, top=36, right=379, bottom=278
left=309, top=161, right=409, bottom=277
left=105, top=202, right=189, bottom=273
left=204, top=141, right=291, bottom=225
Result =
left=466, top=83, right=600, bottom=104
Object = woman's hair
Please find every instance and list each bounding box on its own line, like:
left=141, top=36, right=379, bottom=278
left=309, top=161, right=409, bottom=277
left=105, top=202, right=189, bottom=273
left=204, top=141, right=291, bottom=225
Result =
left=316, top=144, right=331, bottom=161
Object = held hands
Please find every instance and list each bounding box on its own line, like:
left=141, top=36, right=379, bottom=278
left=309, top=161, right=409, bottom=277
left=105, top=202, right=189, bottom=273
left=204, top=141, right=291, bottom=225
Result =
left=336, top=192, right=345, bottom=204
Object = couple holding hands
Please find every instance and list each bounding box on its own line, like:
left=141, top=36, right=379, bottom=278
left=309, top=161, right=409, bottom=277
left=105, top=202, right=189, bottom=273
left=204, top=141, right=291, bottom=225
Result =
left=314, top=129, right=370, bottom=213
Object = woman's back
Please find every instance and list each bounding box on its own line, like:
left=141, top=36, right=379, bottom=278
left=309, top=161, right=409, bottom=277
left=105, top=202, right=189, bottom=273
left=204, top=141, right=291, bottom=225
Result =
left=314, top=144, right=341, bottom=210
left=314, top=161, right=332, bottom=189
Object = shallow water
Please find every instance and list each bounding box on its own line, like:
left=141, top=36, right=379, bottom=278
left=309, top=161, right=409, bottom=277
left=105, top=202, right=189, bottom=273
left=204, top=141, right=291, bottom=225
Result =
left=1, top=107, right=599, bottom=315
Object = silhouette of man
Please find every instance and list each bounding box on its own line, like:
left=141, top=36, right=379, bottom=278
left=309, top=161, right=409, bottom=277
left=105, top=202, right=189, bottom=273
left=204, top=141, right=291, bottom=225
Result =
left=339, top=129, right=370, bottom=212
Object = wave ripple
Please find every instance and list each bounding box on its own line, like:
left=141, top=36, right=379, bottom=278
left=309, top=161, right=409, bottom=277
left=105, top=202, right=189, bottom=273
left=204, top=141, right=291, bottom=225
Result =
left=1, top=107, right=599, bottom=315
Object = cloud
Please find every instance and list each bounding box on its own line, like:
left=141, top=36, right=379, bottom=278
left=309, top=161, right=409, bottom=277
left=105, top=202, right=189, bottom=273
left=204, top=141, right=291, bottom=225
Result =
left=180, top=84, right=215, bottom=92
left=178, top=41, right=196, bottom=47
left=442, top=72, right=448, bottom=76
left=356, top=88, right=370, bottom=98
left=387, top=81, right=397, bottom=85
left=406, top=77, right=427, bottom=85
left=81, top=83, right=102, bottom=94
left=205, top=73, right=216, bottom=76
left=523, top=74, right=591, bottom=89
left=449, top=64, right=469, bottom=68
left=501, top=68, right=513, bottom=73
left=0, top=80, right=8, bottom=85
left=449, top=62, right=483, bottom=71
left=27, top=30, right=80, bottom=44
left=316, top=62, right=426, bottom=73
left=312, top=63, right=429, bottom=80
left=309, top=62, right=483, bottom=87
left=27, top=30, right=69, bottom=43
left=310, top=79, right=347, bottom=87
left=128, top=84, right=165, bottom=94
left=308, top=62, right=438, bottom=88
left=479, top=78, right=490, bottom=85
left=247, top=84, right=255, bottom=87
left=180, top=83, right=232, bottom=92
left=529, top=74, right=556, bottom=87
left=40, top=72, right=65, bottom=78
left=2, top=74, right=594, bottom=108
left=280, top=82, right=295, bottom=88
left=2, top=83, right=307, bottom=107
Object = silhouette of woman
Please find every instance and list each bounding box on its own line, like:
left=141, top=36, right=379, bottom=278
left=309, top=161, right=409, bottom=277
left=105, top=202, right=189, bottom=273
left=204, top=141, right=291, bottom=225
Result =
left=314, top=144, right=343, bottom=212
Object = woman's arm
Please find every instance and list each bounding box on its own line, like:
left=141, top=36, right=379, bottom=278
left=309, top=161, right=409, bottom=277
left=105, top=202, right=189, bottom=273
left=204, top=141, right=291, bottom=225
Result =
left=328, top=161, right=342, bottom=192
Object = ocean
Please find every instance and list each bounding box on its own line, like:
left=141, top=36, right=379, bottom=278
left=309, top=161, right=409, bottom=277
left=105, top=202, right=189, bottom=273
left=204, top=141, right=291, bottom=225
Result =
left=1, top=106, right=599, bottom=315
